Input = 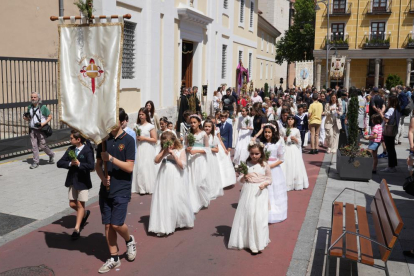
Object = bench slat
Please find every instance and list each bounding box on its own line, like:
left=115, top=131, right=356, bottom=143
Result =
left=375, top=189, right=398, bottom=251
left=370, top=191, right=391, bottom=262
left=345, top=204, right=358, bottom=261
left=380, top=179, right=404, bottom=235
left=330, top=201, right=344, bottom=257
left=357, top=206, right=374, bottom=266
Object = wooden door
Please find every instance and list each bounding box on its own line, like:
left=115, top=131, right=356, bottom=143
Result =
left=181, top=41, right=193, bottom=88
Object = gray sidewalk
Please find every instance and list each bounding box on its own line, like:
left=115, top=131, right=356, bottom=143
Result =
left=289, top=130, right=414, bottom=275
left=0, top=147, right=101, bottom=241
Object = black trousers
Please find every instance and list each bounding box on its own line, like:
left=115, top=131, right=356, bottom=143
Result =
left=383, top=135, right=397, bottom=168
left=299, top=130, right=306, bottom=148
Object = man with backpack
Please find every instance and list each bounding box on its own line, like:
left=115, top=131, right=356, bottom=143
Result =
left=397, top=86, right=410, bottom=144
left=23, top=92, right=55, bottom=169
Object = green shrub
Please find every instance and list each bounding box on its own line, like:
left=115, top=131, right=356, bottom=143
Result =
left=385, top=74, right=403, bottom=90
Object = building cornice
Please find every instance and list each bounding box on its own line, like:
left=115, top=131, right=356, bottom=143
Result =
left=177, top=3, right=213, bottom=29
left=256, top=54, right=276, bottom=62
left=258, top=15, right=281, bottom=38
left=313, top=49, right=414, bottom=59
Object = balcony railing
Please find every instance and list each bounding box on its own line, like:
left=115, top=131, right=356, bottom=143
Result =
left=363, top=33, right=390, bottom=49
left=404, top=33, right=414, bottom=48
left=324, top=34, right=349, bottom=49
left=330, top=2, right=352, bottom=16
left=410, top=0, right=414, bottom=13
left=366, top=0, right=392, bottom=14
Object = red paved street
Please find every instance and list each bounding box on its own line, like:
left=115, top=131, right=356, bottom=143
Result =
left=0, top=151, right=324, bottom=276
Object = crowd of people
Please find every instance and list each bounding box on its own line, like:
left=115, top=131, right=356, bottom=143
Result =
left=23, top=82, right=414, bottom=273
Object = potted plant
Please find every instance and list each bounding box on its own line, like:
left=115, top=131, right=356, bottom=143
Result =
left=336, top=87, right=373, bottom=181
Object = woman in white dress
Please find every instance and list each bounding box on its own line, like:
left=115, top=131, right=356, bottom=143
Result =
left=149, top=131, right=194, bottom=236
left=186, top=114, right=211, bottom=213
left=261, top=123, right=287, bottom=223
left=282, top=115, right=309, bottom=191
left=232, top=106, right=241, bottom=148
left=145, top=101, right=161, bottom=133
left=233, top=107, right=253, bottom=165
left=228, top=142, right=272, bottom=254
left=132, top=108, right=157, bottom=194
left=214, top=118, right=237, bottom=188
left=203, top=120, right=224, bottom=200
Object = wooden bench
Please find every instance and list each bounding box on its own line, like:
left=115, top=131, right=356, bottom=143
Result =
left=326, top=179, right=404, bottom=276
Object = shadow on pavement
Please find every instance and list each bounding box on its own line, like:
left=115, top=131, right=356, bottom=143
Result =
left=51, top=215, right=77, bottom=229
left=139, top=215, right=150, bottom=235
left=231, top=203, right=238, bottom=209
left=22, top=158, right=51, bottom=166
left=211, top=225, right=231, bottom=247
left=40, top=231, right=108, bottom=262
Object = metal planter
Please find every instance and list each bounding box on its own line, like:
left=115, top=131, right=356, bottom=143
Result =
left=336, top=150, right=373, bottom=181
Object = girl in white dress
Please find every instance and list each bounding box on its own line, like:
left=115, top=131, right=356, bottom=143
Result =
left=228, top=142, right=272, bottom=254
left=282, top=115, right=309, bottom=191
left=149, top=131, right=194, bottom=236
left=154, top=117, right=169, bottom=175
left=233, top=107, right=253, bottom=165
left=214, top=118, right=237, bottom=188
left=232, top=107, right=241, bottom=148
left=145, top=101, right=161, bottom=133
left=132, top=108, right=158, bottom=194
left=186, top=114, right=211, bottom=213
left=261, top=123, right=287, bottom=223
left=203, top=120, right=224, bottom=200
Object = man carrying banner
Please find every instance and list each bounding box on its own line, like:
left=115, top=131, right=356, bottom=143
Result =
left=95, top=108, right=136, bottom=273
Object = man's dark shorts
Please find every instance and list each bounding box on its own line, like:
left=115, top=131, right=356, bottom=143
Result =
left=99, top=196, right=130, bottom=226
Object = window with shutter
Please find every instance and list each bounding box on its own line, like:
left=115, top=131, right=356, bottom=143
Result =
left=222, top=45, right=227, bottom=79
left=122, top=21, right=137, bottom=79
left=224, top=0, right=228, bottom=9
left=240, top=0, right=245, bottom=24
left=248, top=53, right=252, bottom=76
left=250, top=1, right=254, bottom=28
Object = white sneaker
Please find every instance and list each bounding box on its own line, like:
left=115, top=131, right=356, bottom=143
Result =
left=380, top=167, right=397, bottom=173
left=98, top=258, right=121, bottom=274
left=126, top=235, right=137, bottom=261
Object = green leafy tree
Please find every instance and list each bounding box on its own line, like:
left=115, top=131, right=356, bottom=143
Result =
left=264, top=83, right=269, bottom=97
left=385, top=74, right=403, bottom=90
left=275, top=0, right=315, bottom=64
left=347, top=87, right=359, bottom=148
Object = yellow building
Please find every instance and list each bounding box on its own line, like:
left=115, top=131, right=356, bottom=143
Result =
left=314, top=0, right=414, bottom=90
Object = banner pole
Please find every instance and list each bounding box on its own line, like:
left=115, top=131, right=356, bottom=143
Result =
left=102, top=139, right=110, bottom=191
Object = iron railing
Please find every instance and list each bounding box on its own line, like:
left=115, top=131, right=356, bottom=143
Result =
left=324, top=34, right=350, bottom=49
left=330, top=1, right=352, bottom=15
left=0, top=57, right=70, bottom=157
left=363, top=33, right=391, bottom=49
left=366, top=0, right=392, bottom=14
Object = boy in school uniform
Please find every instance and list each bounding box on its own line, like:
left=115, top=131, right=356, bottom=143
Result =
left=295, top=104, right=309, bottom=148
left=95, top=108, right=136, bottom=273
left=57, top=129, right=95, bottom=240
left=217, top=111, right=233, bottom=153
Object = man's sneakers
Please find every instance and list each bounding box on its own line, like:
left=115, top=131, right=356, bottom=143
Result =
left=98, top=257, right=121, bottom=274
left=80, top=210, right=91, bottom=229
left=49, top=154, right=55, bottom=164
left=378, top=152, right=388, bottom=159
left=380, top=167, right=397, bottom=173
left=30, top=163, right=39, bottom=169
left=126, top=235, right=137, bottom=261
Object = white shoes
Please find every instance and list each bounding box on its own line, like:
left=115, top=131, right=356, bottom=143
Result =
left=98, top=258, right=121, bottom=274
left=380, top=167, right=397, bottom=173
left=126, top=235, right=137, bottom=261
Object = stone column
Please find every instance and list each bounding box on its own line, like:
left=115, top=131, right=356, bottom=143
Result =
left=374, top=58, right=381, bottom=87
left=406, top=59, right=413, bottom=87
left=345, top=58, right=351, bottom=90
left=315, top=59, right=322, bottom=91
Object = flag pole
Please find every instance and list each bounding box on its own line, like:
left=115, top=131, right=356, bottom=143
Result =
left=50, top=14, right=131, bottom=21
left=102, top=139, right=110, bottom=191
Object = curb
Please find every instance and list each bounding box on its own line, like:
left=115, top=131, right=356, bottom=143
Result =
left=0, top=194, right=100, bottom=248
left=286, top=153, right=332, bottom=276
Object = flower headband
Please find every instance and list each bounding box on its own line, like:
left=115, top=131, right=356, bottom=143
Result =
left=189, top=114, right=202, bottom=121
left=249, top=140, right=264, bottom=148
left=263, top=123, right=277, bottom=130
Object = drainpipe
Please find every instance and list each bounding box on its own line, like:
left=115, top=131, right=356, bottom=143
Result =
left=59, top=0, right=64, bottom=16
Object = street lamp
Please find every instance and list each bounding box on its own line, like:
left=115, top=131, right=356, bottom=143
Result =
left=315, top=0, right=330, bottom=89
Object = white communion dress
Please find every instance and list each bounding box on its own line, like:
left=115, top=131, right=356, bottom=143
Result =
left=233, top=116, right=253, bottom=165
left=265, top=139, right=288, bottom=223
left=149, top=148, right=195, bottom=235
left=132, top=123, right=156, bottom=194
left=228, top=162, right=272, bottom=253
left=282, top=128, right=309, bottom=191
left=216, top=127, right=237, bottom=188
left=206, top=134, right=224, bottom=200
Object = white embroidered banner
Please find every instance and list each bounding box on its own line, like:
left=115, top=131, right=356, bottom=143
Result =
left=295, top=61, right=314, bottom=88
left=330, top=55, right=345, bottom=80
left=58, top=22, right=124, bottom=144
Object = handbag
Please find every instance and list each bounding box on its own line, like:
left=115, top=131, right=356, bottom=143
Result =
left=34, top=105, right=53, bottom=138
left=382, top=109, right=398, bottom=137
left=403, top=176, right=414, bottom=196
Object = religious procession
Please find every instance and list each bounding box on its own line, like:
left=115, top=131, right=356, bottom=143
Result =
left=1, top=0, right=414, bottom=276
